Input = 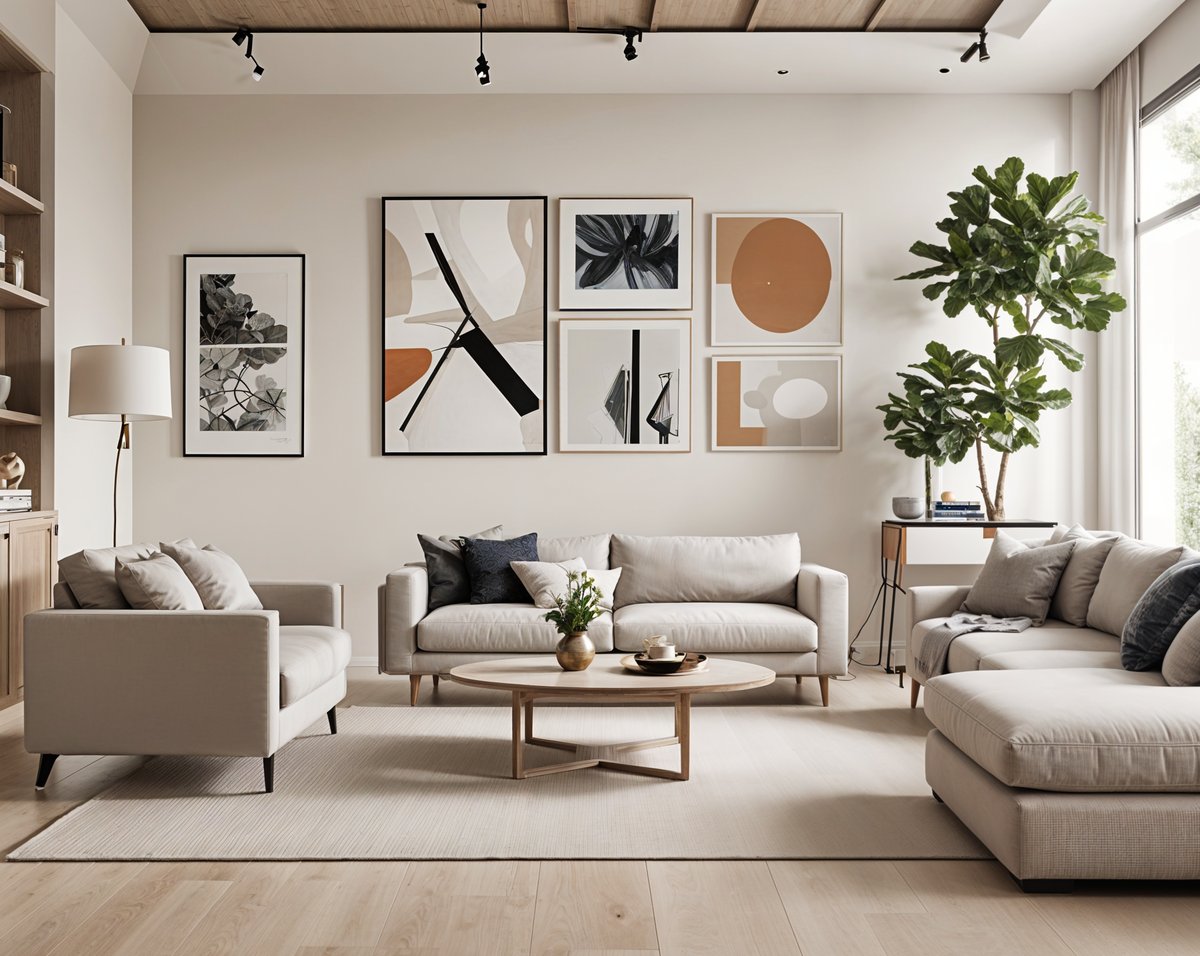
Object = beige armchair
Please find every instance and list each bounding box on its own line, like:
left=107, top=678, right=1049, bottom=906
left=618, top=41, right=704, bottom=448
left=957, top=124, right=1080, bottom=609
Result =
left=24, top=581, right=349, bottom=793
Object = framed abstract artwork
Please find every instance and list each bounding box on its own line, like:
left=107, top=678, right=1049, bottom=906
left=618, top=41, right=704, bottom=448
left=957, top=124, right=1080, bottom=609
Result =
left=711, top=355, right=842, bottom=452
left=559, top=318, right=691, bottom=452
left=382, top=196, right=547, bottom=456
left=711, top=213, right=842, bottom=346
left=558, top=198, right=693, bottom=310
left=183, top=253, right=305, bottom=457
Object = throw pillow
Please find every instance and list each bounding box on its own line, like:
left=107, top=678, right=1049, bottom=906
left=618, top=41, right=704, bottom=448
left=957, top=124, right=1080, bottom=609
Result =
left=1048, top=526, right=1121, bottom=626
left=1086, top=539, right=1186, bottom=636
left=1121, top=560, right=1200, bottom=670
left=510, top=558, right=587, bottom=608
left=59, top=543, right=156, bottom=609
left=417, top=524, right=505, bottom=610
left=461, top=533, right=539, bottom=604
left=160, top=543, right=263, bottom=611
left=959, top=532, right=1075, bottom=625
left=587, top=567, right=623, bottom=611
left=1163, top=612, right=1200, bottom=686
left=115, top=553, right=204, bottom=611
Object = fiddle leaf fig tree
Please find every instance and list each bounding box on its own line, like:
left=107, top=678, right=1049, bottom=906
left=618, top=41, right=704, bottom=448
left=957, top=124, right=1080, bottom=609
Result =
left=889, top=157, right=1126, bottom=519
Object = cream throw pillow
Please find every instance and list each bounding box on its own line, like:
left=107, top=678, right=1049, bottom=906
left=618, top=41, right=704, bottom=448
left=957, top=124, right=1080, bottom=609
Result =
left=1086, top=538, right=1185, bottom=637
left=1048, top=526, right=1121, bottom=626
left=115, top=553, right=204, bottom=611
left=161, top=543, right=263, bottom=611
left=511, top=559, right=623, bottom=611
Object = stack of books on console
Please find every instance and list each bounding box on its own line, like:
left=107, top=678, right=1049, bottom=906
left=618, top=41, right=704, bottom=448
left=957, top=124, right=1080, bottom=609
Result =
left=0, top=488, right=32, bottom=513
left=931, top=500, right=986, bottom=521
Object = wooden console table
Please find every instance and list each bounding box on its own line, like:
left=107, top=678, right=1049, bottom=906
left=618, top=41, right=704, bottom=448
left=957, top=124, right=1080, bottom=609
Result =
left=876, top=518, right=1057, bottom=679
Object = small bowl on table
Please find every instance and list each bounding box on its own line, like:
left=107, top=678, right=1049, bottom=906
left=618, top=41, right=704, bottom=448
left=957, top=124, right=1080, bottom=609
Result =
left=634, top=652, right=707, bottom=675
left=892, top=496, right=924, bottom=520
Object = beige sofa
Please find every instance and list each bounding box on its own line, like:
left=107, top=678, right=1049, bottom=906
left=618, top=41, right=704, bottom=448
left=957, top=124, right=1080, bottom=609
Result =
left=380, top=532, right=848, bottom=705
left=906, top=537, right=1200, bottom=889
left=24, top=580, right=350, bottom=793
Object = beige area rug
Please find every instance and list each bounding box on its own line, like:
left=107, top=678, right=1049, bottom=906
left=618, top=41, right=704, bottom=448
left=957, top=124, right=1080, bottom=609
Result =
left=10, top=704, right=988, bottom=862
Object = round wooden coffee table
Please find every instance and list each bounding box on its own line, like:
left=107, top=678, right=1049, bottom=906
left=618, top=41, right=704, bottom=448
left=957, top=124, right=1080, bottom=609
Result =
left=449, top=656, right=775, bottom=781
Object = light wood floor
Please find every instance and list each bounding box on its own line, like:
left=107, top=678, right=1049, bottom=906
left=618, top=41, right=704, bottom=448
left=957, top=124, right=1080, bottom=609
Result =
left=0, top=666, right=1197, bottom=955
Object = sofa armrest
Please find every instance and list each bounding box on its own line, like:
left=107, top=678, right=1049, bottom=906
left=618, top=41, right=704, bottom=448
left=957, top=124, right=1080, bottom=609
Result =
left=23, top=610, right=280, bottom=758
left=908, top=585, right=971, bottom=628
left=379, top=566, right=429, bottom=674
left=797, top=563, right=849, bottom=676
left=252, top=581, right=343, bottom=627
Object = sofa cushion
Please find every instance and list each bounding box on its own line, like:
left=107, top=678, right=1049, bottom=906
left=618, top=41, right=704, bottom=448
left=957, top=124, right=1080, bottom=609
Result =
left=959, top=532, right=1075, bottom=626
left=613, top=602, right=817, bottom=653
left=921, top=668, right=1200, bottom=792
left=418, top=604, right=614, bottom=653
left=909, top=618, right=1117, bottom=674
left=1087, top=538, right=1185, bottom=637
left=162, top=543, right=263, bottom=611
left=59, top=544, right=156, bottom=609
left=417, top=524, right=506, bottom=611
left=978, top=649, right=1122, bottom=670
left=115, top=553, right=204, bottom=611
left=539, top=534, right=611, bottom=569
left=610, top=533, right=800, bottom=608
left=1121, top=560, right=1200, bottom=671
left=278, top=625, right=352, bottom=707
left=1163, top=612, right=1200, bottom=686
left=510, top=558, right=586, bottom=607
left=461, top=533, right=539, bottom=604
left=1049, top=526, right=1120, bottom=627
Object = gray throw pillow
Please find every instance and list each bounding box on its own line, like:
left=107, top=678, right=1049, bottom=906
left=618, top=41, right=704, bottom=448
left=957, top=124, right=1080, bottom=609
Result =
left=417, top=524, right=505, bottom=611
left=1087, top=539, right=1186, bottom=636
left=59, top=544, right=156, bottom=609
left=161, top=543, right=263, bottom=611
left=1121, top=560, right=1200, bottom=671
left=115, top=553, right=204, bottom=611
left=1163, top=613, right=1200, bottom=685
left=1048, top=526, right=1120, bottom=626
left=461, top=533, right=539, bottom=604
left=960, top=532, right=1076, bottom=625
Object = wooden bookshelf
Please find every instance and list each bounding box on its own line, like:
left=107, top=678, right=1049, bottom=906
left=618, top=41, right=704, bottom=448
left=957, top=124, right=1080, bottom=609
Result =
left=0, top=408, right=40, bottom=426
left=0, top=280, right=46, bottom=310
left=0, top=177, right=42, bottom=215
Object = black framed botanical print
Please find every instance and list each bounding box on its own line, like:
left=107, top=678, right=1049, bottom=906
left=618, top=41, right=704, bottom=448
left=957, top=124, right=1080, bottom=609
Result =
left=558, top=198, right=694, bottom=310
left=183, top=254, right=305, bottom=457
left=382, top=196, right=547, bottom=455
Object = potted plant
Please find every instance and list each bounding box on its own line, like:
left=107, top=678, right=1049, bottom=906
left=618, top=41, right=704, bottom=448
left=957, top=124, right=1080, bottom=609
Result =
left=885, top=157, right=1126, bottom=519
left=544, top=570, right=605, bottom=671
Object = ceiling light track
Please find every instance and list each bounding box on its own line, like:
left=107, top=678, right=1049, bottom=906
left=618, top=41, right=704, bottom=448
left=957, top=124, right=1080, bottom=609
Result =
left=475, top=3, right=491, bottom=86
left=232, top=27, right=265, bottom=80
left=960, top=29, right=990, bottom=64
left=578, top=26, right=643, bottom=62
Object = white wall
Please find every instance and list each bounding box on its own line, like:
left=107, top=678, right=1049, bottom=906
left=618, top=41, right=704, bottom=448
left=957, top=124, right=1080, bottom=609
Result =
left=53, top=5, right=136, bottom=554
left=1141, top=0, right=1200, bottom=104
left=132, top=92, right=1096, bottom=663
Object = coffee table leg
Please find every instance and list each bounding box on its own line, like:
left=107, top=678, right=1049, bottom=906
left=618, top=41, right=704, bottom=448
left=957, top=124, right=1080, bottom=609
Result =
left=679, top=693, right=691, bottom=781
left=512, top=691, right=524, bottom=779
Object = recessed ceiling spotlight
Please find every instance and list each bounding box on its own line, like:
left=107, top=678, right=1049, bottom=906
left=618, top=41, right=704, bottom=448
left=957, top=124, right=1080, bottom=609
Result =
left=960, top=29, right=990, bottom=64
left=231, top=27, right=265, bottom=81
left=475, top=3, right=491, bottom=86
left=777, top=69, right=789, bottom=75
left=939, top=67, right=951, bottom=74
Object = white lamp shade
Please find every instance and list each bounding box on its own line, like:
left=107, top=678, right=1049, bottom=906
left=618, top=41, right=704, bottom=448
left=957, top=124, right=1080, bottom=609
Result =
left=69, top=344, right=173, bottom=422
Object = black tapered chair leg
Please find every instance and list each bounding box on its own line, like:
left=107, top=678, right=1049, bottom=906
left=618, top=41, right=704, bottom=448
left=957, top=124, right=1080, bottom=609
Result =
left=263, top=755, right=275, bottom=793
left=327, top=706, right=338, bottom=735
left=35, top=754, right=59, bottom=790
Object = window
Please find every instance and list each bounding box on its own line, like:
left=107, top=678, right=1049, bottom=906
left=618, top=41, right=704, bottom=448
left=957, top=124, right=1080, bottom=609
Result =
left=1138, top=74, right=1200, bottom=547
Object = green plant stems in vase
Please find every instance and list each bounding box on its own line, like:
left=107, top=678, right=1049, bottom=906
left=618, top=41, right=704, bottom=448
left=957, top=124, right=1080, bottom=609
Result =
left=545, top=570, right=605, bottom=672
left=925, top=458, right=933, bottom=519
left=881, top=157, right=1126, bottom=520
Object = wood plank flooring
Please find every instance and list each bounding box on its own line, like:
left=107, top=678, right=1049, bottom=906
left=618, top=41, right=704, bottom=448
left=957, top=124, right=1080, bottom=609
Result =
left=0, top=666, right=1196, bottom=955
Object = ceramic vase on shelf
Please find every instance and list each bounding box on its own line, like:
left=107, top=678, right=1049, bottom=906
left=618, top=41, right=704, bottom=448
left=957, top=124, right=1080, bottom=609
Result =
left=555, top=631, right=595, bottom=672
left=0, top=374, right=10, bottom=410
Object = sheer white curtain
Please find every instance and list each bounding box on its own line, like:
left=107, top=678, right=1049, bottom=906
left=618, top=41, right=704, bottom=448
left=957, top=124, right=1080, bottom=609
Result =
left=1097, top=51, right=1140, bottom=535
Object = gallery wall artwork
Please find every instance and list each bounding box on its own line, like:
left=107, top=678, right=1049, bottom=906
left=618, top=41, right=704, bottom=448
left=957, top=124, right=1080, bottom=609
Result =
left=183, top=253, right=305, bottom=457
left=711, top=213, right=842, bottom=346
left=558, top=199, right=694, bottom=310
left=560, top=318, right=691, bottom=452
left=711, top=355, right=842, bottom=451
left=382, top=196, right=547, bottom=455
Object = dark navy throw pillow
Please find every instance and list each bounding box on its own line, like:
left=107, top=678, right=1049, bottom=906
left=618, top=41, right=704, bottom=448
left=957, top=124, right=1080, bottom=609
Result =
left=1122, top=559, right=1200, bottom=671
left=461, top=533, right=539, bottom=604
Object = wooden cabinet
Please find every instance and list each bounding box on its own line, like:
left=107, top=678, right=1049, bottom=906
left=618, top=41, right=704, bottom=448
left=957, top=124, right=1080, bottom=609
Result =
left=0, top=511, right=56, bottom=706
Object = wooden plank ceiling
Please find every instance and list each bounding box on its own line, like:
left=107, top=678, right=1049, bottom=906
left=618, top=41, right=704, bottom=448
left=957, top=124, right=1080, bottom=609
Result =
left=126, top=0, right=1003, bottom=33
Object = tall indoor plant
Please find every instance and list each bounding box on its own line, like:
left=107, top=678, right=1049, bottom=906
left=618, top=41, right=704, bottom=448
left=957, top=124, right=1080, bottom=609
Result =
left=884, top=157, right=1127, bottom=519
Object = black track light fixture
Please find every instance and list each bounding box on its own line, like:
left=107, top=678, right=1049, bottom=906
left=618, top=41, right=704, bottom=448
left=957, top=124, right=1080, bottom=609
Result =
left=623, top=29, right=642, bottom=61
left=475, top=3, right=491, bottom=86
left=960, top=29, right=990, bottom=64
left=231, top=27, right=265, bottom=80
left=579, top=26, right=644, bottom=63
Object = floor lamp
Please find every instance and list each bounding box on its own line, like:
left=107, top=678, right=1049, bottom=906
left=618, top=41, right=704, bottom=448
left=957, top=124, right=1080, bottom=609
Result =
left=68, top=340, right=172, bottom=547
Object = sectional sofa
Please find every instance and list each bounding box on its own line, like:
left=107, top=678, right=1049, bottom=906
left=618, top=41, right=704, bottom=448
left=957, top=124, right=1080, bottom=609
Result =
left=906, top=530, right=1200, bottom=889
left=379, top=532, right=849, bottom=705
